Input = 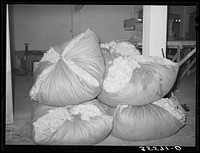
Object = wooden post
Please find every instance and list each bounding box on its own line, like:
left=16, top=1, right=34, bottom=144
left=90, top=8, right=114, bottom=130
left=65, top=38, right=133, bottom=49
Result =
left=177, top=46, right=181, bottom=62
left=6, top=4, right=13, bottom=124
left=142, top=5, right=168, bottom=57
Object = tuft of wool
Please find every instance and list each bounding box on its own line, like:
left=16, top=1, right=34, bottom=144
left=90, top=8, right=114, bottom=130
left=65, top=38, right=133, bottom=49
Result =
left=101, top=40, right=141, bottom=57
left=33, top=107, right=73, bottom=142
left=32, top=102, right=108, bottom=142
left=103, top=56, right=140, bottom=93
left=153, top=98, right=186, bottom=123
left=70, top=103, right=103, bottom=121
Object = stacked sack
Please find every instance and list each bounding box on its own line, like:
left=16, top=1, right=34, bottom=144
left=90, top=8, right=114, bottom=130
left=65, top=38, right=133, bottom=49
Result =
left=97, top=40, right=187, bottom=141
left=29, top=29, right=113, bottom=145
left=29, top=30, right=187, bottom=144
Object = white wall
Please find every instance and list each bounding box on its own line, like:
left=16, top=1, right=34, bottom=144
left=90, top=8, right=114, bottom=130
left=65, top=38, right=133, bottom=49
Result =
left=78, top=5, right=132, bottom=43
left=143, top=6, right=168, bottom=57
left=11, top=5, right=196, bottom=51
left=129, top=5, right=143, bottom=42
left=12, top=5, right=73, bottom=51
left=11, top=5, right=139, bottom=50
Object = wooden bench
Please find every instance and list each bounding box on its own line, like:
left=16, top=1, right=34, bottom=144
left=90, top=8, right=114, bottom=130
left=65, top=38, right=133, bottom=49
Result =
left=136, top=41, right=196, bottom=81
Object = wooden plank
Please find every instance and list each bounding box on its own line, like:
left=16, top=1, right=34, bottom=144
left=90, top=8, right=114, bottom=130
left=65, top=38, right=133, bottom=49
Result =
left=172, top=53, right=178, bottom=62
left=137, top=41, right=196, bottom=64
left=167, top=40, right=196, bottom=46
left=177, top=46, right=181, bottom=62
left=137, top=40, right=196, bottom=49
left=179, top=48, right=196, bottom=67
left=187, top=67, right=196, bottom=75
left=180, top=58, right=196, bottom=80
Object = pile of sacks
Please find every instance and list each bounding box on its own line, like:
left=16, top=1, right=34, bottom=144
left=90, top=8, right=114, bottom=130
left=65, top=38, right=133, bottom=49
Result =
left=29, top=29, right=186, bottom=145
left=98, top=40, right=186, bottom=141
left=29, top=29, right=113, bottom=145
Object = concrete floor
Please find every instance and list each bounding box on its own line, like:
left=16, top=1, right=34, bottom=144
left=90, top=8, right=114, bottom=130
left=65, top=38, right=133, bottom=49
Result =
left=5, top=72, right=196, bottom=146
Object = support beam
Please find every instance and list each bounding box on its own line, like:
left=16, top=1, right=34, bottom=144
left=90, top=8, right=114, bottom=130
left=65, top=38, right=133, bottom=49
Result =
left=142, top=5, right=168, bottom=57
left=181, top=6, right=188, bottom=38
left=6, top=4, right=13, bottom=124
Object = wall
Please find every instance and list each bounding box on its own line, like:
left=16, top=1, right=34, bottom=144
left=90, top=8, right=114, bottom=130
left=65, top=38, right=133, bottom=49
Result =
left=11, top=4, right=137, bottom=70
left=11, top=5, right=137, bottom=51
left=10, top=5, right=196, bottom=52
left=128, top=5, right=197, bottom=41
left=11, top=5, right=73, bottom=51
left=78, top=5, right=133, bottom=43
left=129, top=5, right=143, bottom=42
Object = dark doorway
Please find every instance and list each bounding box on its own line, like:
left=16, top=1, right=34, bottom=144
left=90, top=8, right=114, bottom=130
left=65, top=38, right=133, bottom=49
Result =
left=189, top=11, right=196, bottom=40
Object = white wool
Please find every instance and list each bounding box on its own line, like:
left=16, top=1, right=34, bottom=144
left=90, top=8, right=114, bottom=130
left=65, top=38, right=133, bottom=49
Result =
left=33, top=102, right=107, bottom=142
left=101, top=40, right=177, bottom=94
left=40, top=47, right=60, bottom=63
left=101, top=41, right=141, bottom=57
left=33, top=107, right=73, bottom=142
left=103, top=56, right=140, bottom=93
left=110, top=41, right=140, bottom=57
left=71, top=103, right=103, bottom=121
left=101, top=41, right=177, bottom=66
left=153, top=98, right=186, bottom=123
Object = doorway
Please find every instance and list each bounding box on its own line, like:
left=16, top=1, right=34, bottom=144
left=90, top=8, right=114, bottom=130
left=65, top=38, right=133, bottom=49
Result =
left=189, top=11, right=196, bottom=40
left=168, top=13, right=181, bottom=40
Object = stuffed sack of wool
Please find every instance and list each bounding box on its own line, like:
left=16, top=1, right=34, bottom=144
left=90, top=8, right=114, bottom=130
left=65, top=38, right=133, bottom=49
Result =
left=31, top=99, right=113, bottom=145
left=29, top=29, right=105, bottom=106
left=100, top=97, right=186, bottom=141
left=98, top=40, right=179, bottom=107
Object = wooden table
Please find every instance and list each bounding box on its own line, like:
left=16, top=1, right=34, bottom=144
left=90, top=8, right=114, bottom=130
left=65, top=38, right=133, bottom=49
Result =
left=166, top=41, right=196, bottom=62
left=137, top=40, right=196, bottom=81
left=26, top=51, right=44, bottom=75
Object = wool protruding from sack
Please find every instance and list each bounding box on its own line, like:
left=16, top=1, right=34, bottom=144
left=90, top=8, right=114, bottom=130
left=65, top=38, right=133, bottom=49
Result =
left=32, top=99, right=113, bottom=145
left=29, top=29, right=105, bottom=106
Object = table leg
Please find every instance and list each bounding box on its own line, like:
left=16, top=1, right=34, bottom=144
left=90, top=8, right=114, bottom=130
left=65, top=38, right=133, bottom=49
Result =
left=177, top=46, right=181, bottom=62
left=180, top=58, right=196, bottom=80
